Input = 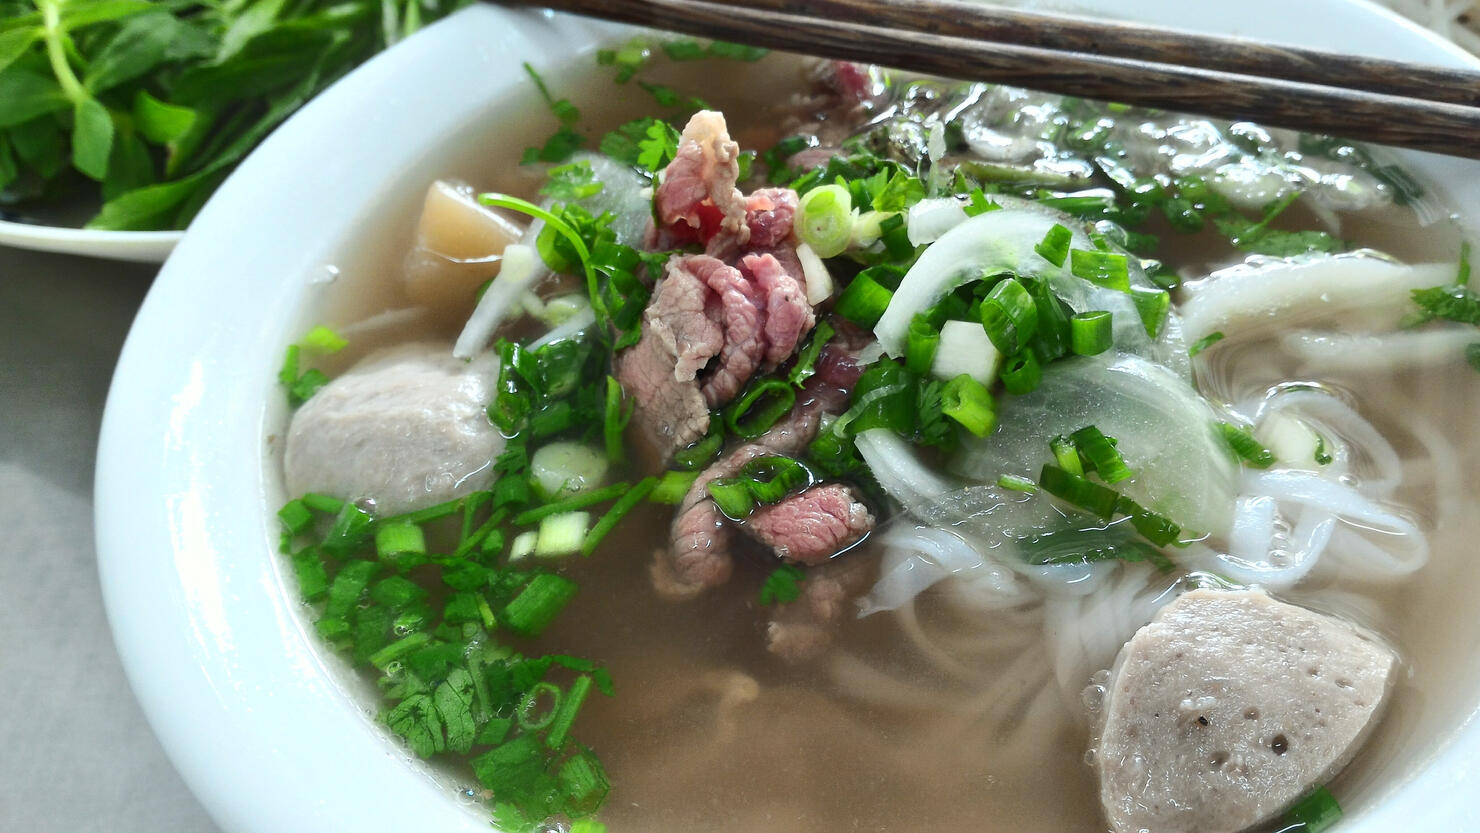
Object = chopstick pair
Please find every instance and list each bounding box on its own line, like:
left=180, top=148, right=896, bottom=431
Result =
left=505, top=0, right=1480, bottom=159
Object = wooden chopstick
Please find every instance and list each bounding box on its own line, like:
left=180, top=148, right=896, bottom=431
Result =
left=510, top=0, right=1480, bottom=160
left=741, top=0, right=1480, bottom=108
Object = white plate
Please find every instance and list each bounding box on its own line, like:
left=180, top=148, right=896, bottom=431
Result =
left=95, top=3, right=1480, bottom=832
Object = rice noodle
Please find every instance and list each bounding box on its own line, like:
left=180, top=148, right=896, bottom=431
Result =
left=1281, top=328, right=1476, bottom=374
left=453, top=241, right=545, bottom=359
left=854, top=429, right=957, bottom=514
left=528, top=306, right=597, bottom=351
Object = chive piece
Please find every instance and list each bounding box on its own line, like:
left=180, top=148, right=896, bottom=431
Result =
left=905, top=313, right=941, bottom=376
left=649, top=470, right=700, bottom=505
left=1284, top=786, right=1342, bottom=833
left=301, top=492, right=345, bottom=514
left=508, top=530, right=539, bottom=562
left=1313, top=433, right=1335, bottom=466
left=999, top=350, right=1042, bottom=395
left=453, top=507, right=509, bottom=559
left=796, top=183, right=854, bottom=257
left=322, top=502, right=374, bottom=557
left=1050, top=435, right=1084, bottom=477
left=738, top=456, right=813, bottom=504
left=502, top=573, right=579, bottom=637
left=1115, top=496, right=1182, bottom=547
left=1129, top=286, right=1171, bottom=338
left=1034, top=223, right=1073, bottom=267
left=582, top=476, right=658, bottom=555
left=367, top=631, right=431, bottom=669
left=1070, top=310, right=1113, bottom=355
left=1218, top=422, right=1276, bottom=468
left=375, top=522, right=426, bottom=560
left=385, top=495, right=464, bottom=526
left=1069, top=249, right=1131, bottom=291
left=1038, top=464, right=1119, bottom=521
left=278, top=499, right=314, bottom=535
left=512, top=482, right=629, bottom=526
left=940, top=374, right=997, bottom=437
left=834, top=272, right=895, bottom=328
left=290, top=549, right=329, bottom=601
left=1070, top=425, right=1133, bottom=484
left=997, top=474, right=1038, bottom=493
left=603, top=376, right=629, bottom=464
left=517, top=681, right=563, bottom=731
left=979, top=278, right=1039, bottom=355
left=707, top=478, right=756, bottom=519
left=545, top=674, right=594, bottom=750
left=1188, top=331, right=1225, bottom=358
left=725, top=378, right=797, bottom=439
left=558, top=749, right=611, bottom=816
left=673, top=415, right=725, bottom=471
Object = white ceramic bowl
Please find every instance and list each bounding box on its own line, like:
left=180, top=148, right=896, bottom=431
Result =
left=96, top=3, right=1480, bottom=832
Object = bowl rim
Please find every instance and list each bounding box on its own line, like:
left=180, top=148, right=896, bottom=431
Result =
left=95, top=3, right=1480, bottom=832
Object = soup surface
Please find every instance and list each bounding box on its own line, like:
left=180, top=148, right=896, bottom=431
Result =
left=271, top=44, right=1480, bottom=833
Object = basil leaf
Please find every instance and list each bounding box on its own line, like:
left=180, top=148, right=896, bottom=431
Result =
left=71, top=96, right=114, bottom=181
left=0, top=68, right=69, bottom=128
left=132, top=90, right=196, bottom=145
left=0, top=27, right=38, bottom=76
left=84, top=13, right=207, bottom=95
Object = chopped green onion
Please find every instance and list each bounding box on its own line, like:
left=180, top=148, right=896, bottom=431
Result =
left=725, top=379, right=797, bottom=439
left=1070, top=310, right=1113, bottom=356
left=1313, top=433, right=1334, bottom=466
left=1129, top=286, right=1170, bottom=338
left=940, top=374, right=997, bottom=437
left=513, top=482, right=629, bottom=526
left=1069, top=249, right=1131, bottom=291
left=738, top=456, right=813, bottom=503
left=789, top=321, right=836, bottom=387
left=999, top=350, right=1042, bottom=395
left=603, top=376, right=629, bottom=464
left=796, top=184, right=854, bottom=258
left=835, top=271, right=895, bottom=328
left=1115, top=496, right=1182, bottom=547
left=535, top=511, right=591, bottom=558
left=479, top=193, right=606, bottom=321
left=979, top=278, right=1039, bottom=355
left=290, top=549, right=329, bottom=601
left=367, top=631, right=431, bottom=669
left=517, top=681, right=563, bottom=731
left=1284, top=785, right=1342, bottom=833
left=1459, top=241, right=1472, bottom=286
left=558, top=749, right=611, bottom=817
left=1034, top=223, right=1073, bottom=267
left=649, top=470, right=700, bottom=505
left=530, top=442, right=611, bottom=501
left=375, top=522, right=427, bottom=559
left=1069, top=425, right=1133, bottom=484
left=582, top=476, right=658, bottom=556
left=322, top=502, right=374, bottom=557
left=997, top=474, right=1038, bottom=493
left=673, top=415, right=725, bottom=471
left=301, top=493, right=345, bottom=514
left=905, top=314, right=941, bottom=376
left=545, top=674, right=594, bottom=750
left=1026, top=277, right=1071, bottom=361
left=1039, top=464, right=1119, bottom=520
left=508, top=530, right=539, bottom=562
left=502, top=573, right=579, bottom=636
left=278, top=499, right=314, bottom=536
left=1050, top=435, right=1084, bottom=477
left=1188, top=331, right=1225, bottom=358
left=707, top=479, right=755, bottom=519
left=1218, top=422, right=1276, bottom=468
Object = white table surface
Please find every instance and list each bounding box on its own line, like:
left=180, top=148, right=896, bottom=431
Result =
left=0, top=245, right=223, bottom=833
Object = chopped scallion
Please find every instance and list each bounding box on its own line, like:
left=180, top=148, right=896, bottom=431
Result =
left=535, top=511, right=592, bottom=558
left=375, top=522, right=427, bottom=560
left=1069, top=249, right=1131, bottom=291
left=796, top=184, right=854, bottom=258
left=997, top=474, right=1038, bottom=493
left=1218, top=421, right=1276, bottom=468
left=516, top=681, right=562, bottom=731
left=1050, top=435, right=1084, bottom=477
left=1069, top=425, right=1133, bottom=484
left=906, top=313, right=941, bottom=376
left=1034, top=223, right=1073, bottom=267
left=707, top=479, right=755, bottom=519
left=1188, top=331, right=1225, bottom=358
left=1284, top=785, right=1342, bottom=833
left=545, top=674, right=593, bottom=750
left=979, top=278, right=1039, bottom=355
left=999, top=350, right=1042, bottom=395
left=1129, top=286, right=1170, bottom=338
left=725, top=379, right=797, bottom=439
left=582, top=477, right=658, bottom=556
left=940, top=374, right=997, bottom=437
left=513, top=482, right=629, bottom=526
left=1039, top=464, right=1120, bottom=520
left=1070, top=310, right=1113, bottom=355
left=835, top=271, right=895, bottom=328
left=502, top=573, right=579, bottom=637
left=649, top=470, right=700, bottom=505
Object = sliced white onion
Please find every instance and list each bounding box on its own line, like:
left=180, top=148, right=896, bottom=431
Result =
left=930, top=319, right=1002, bottom=385
left=528, top=305, right=597, bottom=351
left=795, top=242, right=835, bottom=305
left=854, top=428, right=957, bottom=515
left=905, top=197, right=968, bottom=245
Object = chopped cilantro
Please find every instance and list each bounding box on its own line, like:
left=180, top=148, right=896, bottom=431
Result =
left=541, top=161, right=605, bottom=202
left=759, top=564, right=806, bottom=605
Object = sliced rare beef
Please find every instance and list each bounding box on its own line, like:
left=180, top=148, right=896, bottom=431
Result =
left=651, top=334, right=871, bottom=601
left=698, top=257, right=767, bottom=407
left=739, top=252, right=814, bottom=368
left=765, top=557, right=873, bottom=664
left=653, top=110, right=749, bottom=247
left=743, top=484, right=874, bottom=565
left=740, top=188, right=798, bottom=249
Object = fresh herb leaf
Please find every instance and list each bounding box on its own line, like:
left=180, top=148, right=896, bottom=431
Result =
left=541, top=160, right=604, bottom=202
left=759, top=564, right=806, bottom=605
